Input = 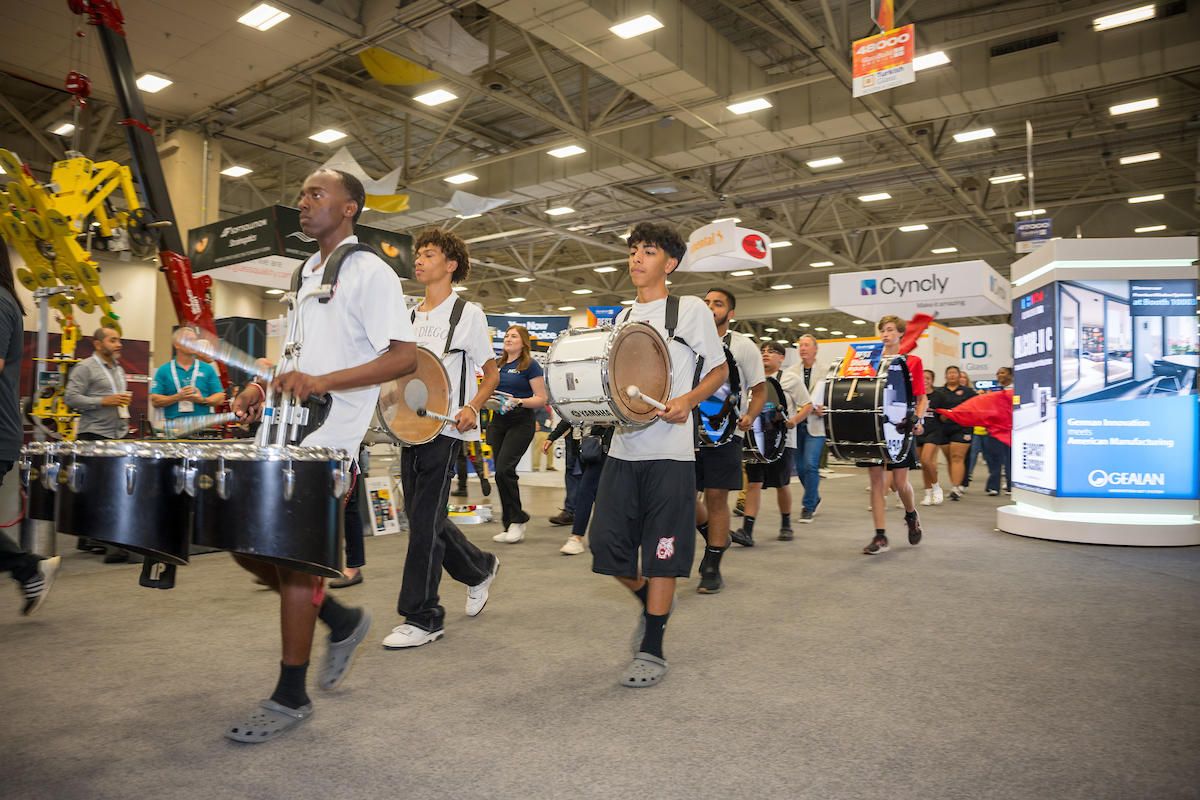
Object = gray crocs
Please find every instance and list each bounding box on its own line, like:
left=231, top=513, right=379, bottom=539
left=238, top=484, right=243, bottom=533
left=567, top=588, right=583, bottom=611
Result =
left=318, top=607, right=372, bottom=691
left=631, top=595, right=677, bottom=655
left=620, top=652, right=668, bottom=688
left=225, top=699, right=313, bottom=742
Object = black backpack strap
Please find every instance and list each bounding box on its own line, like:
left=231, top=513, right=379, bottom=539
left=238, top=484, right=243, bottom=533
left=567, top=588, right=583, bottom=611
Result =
left=291, top=242, right=374, bottom=303
left=445, top=296, right=469, bottom=403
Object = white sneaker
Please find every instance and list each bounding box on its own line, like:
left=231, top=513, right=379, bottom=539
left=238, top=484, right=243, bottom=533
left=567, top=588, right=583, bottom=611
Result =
left=382, top=624, right=443, bottom=649
left=921, top=488, right=933, bottom=506
left=931, top=485, right=944, bottom=505
left=560, top=536, right=585, bottom=555
left=950, top=485, right=965, bottom=501
left=466, top=557, right=500, bottom=617
left=492, top=522, right=525, bottom=543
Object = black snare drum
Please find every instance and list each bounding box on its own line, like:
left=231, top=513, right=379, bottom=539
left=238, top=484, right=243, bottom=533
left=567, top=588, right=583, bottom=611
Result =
left=823, top=354, right=915, bottom=464
left=743, top=376, right=787, bottom=463
left=19, top=442, right=58, bottom=521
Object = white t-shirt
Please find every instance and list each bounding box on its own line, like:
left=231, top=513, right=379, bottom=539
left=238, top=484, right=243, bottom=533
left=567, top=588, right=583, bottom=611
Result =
left=608, top=295, right=726, bottom=462
left=293, top=235, right=415, bottom=455
left=768, top=368, right=804, bottom=449
left=726, top=330, right=766, bottom=441
left=409, top=293, right=494, bottom=442
left=786, top=360, right=828, bottom=437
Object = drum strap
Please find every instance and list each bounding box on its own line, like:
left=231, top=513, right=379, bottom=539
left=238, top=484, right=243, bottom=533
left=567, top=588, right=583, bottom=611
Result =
left=289, top=242, right=375, bottom=304
left=411, top=296, right=469, bottom=404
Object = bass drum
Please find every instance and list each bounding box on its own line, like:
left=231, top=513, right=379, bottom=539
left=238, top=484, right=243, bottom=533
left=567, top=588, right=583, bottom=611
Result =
left=743, top=376, right=786, bottom=463
left=823, top=353, right=915, bottom=464
left=372, top=345, right=453, bottom=445
left=544, top=322, right=670, bottom=427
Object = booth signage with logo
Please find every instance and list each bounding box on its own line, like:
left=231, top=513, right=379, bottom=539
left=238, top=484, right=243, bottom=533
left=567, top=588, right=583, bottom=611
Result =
left=955, top=323, right=1014, bottom=382
left=829, top=260, right=1010, bottom=321
left=683, top=221, right=772, bottom=272
left=851, top=24, right=915, bottom=97
left=486, top=314, right=571, bottom=359
left=1015, top=218, right=1053, bottom=254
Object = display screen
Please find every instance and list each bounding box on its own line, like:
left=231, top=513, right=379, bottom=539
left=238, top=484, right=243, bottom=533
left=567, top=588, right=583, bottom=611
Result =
left=1011, top=286, right=1058, bottom=494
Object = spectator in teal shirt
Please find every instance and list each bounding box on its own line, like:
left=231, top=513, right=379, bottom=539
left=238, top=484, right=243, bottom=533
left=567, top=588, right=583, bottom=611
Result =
left=150, top=342, right=226, bottom=420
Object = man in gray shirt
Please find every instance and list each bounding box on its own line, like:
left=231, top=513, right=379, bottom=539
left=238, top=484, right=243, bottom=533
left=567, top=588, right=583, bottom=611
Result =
left=65, top=327, right=132, bottom=441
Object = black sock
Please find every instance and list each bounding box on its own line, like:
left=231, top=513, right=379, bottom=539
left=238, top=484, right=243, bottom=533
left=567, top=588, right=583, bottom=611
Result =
left=639, top=612, right=669, bottom=659
left=696, top=521, right=709, bottom=543
left=875, top=528, right=887, bottom=539
left=318, top=596, right=360, bottom=642
left=744, top=516, right=756, bottom=535
left=632, top=580, right=649, bottom=609
left=270, top=662, right=310, bottom=709
left=701, top=544, right=726, bottom=574
left=781, top=513, right=791, bottom=527
left=904, top=510, right=918, bottom=521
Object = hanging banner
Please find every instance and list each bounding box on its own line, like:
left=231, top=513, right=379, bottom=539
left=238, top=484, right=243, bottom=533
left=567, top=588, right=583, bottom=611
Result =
left=683, top=221, right=772, bottom=272
left=1015, top=218, right=1053, bottom=253
left=829, top=260, right=1010, bottom=320
left=852, top=24, right=915, bottom=98
left=587, top=306, right=623, bottom=326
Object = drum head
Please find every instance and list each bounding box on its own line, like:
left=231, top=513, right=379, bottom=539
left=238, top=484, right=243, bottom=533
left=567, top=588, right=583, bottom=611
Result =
left=746, top=377, right=786, bottom=462
left=881, top=356, right=913, bottom=461
left=377, top=346, right=453, bottom=445
left=608, top=322, right=670, bottom=423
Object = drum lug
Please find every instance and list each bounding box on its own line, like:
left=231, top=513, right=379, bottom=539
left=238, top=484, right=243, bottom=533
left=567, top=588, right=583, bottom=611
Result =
left=125, top=462, right=137, bottom=495
left=41, top=461, right=60, bottom=491
left=175, top=462, right=197, bottom=496
left=217, top=468, right=231, bottom=501
left=66, top=461, right=84, bottom=493
left=331, top=466, right=349, bottom=499
left=18, top=458, right=30, bottom=487
left=282, top=465, right=295, bottom=501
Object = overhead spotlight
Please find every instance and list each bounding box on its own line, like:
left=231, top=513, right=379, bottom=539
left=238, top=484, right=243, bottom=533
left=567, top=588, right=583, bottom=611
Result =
left=912, top=51, right=950, bottom=71
left=806, top=156, right=843, bottom=169
left=444, top=172, right=478, bottom=185
left=727, top=98, right=772, bottom=115
left=514, top=276, right=534, bottom=282
left=558, top=306, right=576, bottom=311
left=546, top=207, right=574, bottom=216
left=931, top=247, right=958, bottom=254
left=769, top=240, right=792, bottom=248
left=221, top=165, right=252, bottom=177
left=898, top=224, right=929, bottom=232
left=770, top=284, right=793, bottom=290
left=988, top=173, right=1025, bottom=184
left=452, top=285, right=468, bottom=292
left=456, top=213, right=482, bottom=219
left=572, top=288, right=593, bottom=295
left=1109, top=97, right=1158, bottom=115
left=414, top=89, right=457, bottom=106
left=1128, top=193, right=1164, bottom=203
left=594, top=266, right=619, bottom=273
left=952, top=127, right=996, bottom=143
left=265, top=288, right=285, bottom=295
left=52, top=123, right=75, bottom=136
left=810, top=261, right=834, bottom=267
left=238, top=3, right=290, bottom=31
left=547, top=145, right=586, bottom=158
left=1014, top=209, right=1046, bottom=217
left=1093, top=5, right=1155, bottom=31
left=712, top=217, right=741, bottom=223
left=136, top=72, right=173, bottom=93
left=858, top=192, right=891, bottom=202
left=1119, top=151, right=1160, bottom=165
left=1134, top=224, right=1166, bottom=233
left=730, top=270, right=754, bottom=276
left=508, top=297, right=526, bottom=303
left=309, top=129, right=347, bottom=143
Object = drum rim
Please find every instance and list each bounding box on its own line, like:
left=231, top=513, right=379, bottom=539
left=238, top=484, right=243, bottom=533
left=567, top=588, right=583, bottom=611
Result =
left=606, top=321, right=670, bottom=425
left=375, top=344, right=452, bottom=446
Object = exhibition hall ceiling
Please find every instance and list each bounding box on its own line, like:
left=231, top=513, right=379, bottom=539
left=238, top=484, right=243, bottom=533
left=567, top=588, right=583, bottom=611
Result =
left=1, top=0, right=1197, bottom=343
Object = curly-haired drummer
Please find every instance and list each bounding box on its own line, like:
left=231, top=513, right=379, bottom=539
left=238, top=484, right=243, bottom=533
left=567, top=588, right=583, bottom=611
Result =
left=229, top=169, right=417, bottom=742
left=861, top=315, right=926, bottom=555
left=590, top=222, right=728, bottom=687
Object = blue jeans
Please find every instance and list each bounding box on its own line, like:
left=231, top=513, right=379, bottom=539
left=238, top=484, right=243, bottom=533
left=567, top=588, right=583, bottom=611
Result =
left=964, top=434, right=985, bottom=485
left=793, top=428, right=824, bottom=512
left=981, top=435, right=1011, bottom=493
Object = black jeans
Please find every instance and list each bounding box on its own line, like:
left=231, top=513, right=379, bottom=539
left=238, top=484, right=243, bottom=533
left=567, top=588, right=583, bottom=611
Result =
left=343, top=468, right=365, bottom=569
left=398, top=434, right=494, bottom=632
left=563, top=438, right=581, bottom=514
left=571, top=454, right=604, bottom=539
left=486, top=407, right=534, bottom=528
left=0, top=460, right=38, bottom=583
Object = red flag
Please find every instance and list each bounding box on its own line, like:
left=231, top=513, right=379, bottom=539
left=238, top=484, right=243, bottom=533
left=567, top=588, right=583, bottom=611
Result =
left=899, top=313, right=933, bottom=354
left=874, top=0, right=894, bottom=32
left=936, top=389, right=1014, bottom=445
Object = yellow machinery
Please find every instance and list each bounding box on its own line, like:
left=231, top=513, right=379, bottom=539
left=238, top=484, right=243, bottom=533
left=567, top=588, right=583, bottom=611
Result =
left=0, top=147, right=139, bottom=437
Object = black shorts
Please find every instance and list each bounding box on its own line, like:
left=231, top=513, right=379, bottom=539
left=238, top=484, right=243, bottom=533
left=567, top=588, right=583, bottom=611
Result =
left=745, top=447, right=793, bottom=488
left=695, top=438, right=744, bottom=491
left=856, top=444, right=918, bottom=471
left=589, top=458, right=696, bottom=579
left=925, top=421, right=972, bottom=446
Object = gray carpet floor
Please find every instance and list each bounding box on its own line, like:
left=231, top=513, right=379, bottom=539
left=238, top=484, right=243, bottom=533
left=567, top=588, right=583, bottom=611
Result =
left=2, top=467, right=1198, bottom=800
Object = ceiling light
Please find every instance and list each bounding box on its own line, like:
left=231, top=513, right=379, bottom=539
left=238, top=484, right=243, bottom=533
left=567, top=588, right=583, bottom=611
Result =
left=136, top=72, right=173, bottom=93
left=1109, top=97, right=1158, bottom=115
left=265, top=288, right=285, bottom=295
left=52, top=123, right=75, bottom=136
left=765, top=327, right=779, bottom=333
left=594, top=266, right=619, bottom=273
left=513, top=276, right=534, bottom=282
left=899, top=223, right=929, bottom=232
left=572, top=288, right=593, bottom=295
left=988, top=173, right=1025, bottom=184
left=645, top=186, right=677, bottom=195
left=798, top=322, right=811, bottom=328
left=815, top=327, right=828, bottom=332
left=548, top=145, right=586, bottom=158
left=1014, top=208, right=1046, bottom=217
left=221, top=165, right=252, bottom=178
left=931, top=246, right=958, bottom=254
left=730, top=270, right=754, bottom=276
left=452, top=285, right=468, bottom=292
left=1093, top=5, right=1156, bottom=31
left=810, top=261, right=834, bottom=267
left=912, top=51, right=950, bottom=71
left=618, top=233, right=630, bottom=240
left=727, top=97, right=772, bottom=115
left=846, top=334, right=857, bottom=339
left=414, top=88, right=457, bottom=106
left=558, top=305, right=576, bottom=311
left=770, top=284, right=793, bottom=290
left=776, top=339, right=789, bottom=344
left=610, top=14, right=663, bottom=38
left=456, top=213, right=482, bottom=219
left=238, top=3, right=290, bottom=31
left=546, top=206, right=574, bottom=216
left=769, top=240, right=792, bottom=248
left=852, top=319, right=866, bottom=324
left=1134, top=224, right=1166, bottom=233
left=1128, top=193, right=1164, bottom=203
left=830, top=330, right=843, bottom=336
left=778, top=317, right=792, bottom=322
left=1119, top=151, right=1160, bottom=165
left=445, top=172, right=478, bottom=185
left=712, top=217, right=741, bottom=224
left=309, top=128, right=346, bottom=144
left=858, top=192, right=891, bottom=202
left=806, top=156, right=843, bottom=169
left=621, top=299, right=635, bottom=305
left=505, top=311, right=523, bottom=316
left=759, top=336, right=772, bottom=341
left=508, top=297, right=525, bottom=302
left=953, top=127, right=996, bottom=143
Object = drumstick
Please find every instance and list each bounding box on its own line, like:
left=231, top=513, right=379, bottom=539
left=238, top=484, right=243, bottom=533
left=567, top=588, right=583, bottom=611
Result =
left=173, top=327, right=273, bottom=382
left=625, top=385, right=667, bottom=411
left=160, top=412, right=238, bottom=438
left=416, top=407, right=458, bottom=424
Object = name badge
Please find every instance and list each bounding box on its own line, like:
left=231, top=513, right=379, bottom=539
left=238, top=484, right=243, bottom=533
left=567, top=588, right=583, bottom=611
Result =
left=178, top=401, right=194, bottom=414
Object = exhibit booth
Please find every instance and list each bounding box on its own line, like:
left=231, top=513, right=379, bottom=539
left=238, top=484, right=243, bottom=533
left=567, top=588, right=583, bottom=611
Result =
left=998, top=237, right=1200, bottom=546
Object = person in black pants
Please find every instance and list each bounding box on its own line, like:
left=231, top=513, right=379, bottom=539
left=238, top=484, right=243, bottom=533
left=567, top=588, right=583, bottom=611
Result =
left=489, top=325, right=547, bottom=544
left=544, top=421, right=612, bottom=554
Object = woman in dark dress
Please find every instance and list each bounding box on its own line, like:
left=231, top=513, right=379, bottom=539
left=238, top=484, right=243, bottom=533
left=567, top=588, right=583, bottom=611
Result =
left=928, top=365, right=976, bottom=500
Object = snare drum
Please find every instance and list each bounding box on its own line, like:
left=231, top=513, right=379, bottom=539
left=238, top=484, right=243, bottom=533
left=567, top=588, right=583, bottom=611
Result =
left=190, top=443, right=351, bottom=578
left=19, top=441, right=58, bottom=521
left=823, top=353, right=915, bottom=463
left=743, top=376, right=787, bottom=463
left=373, top=345, right=453, bottom=445
left=51, top=440, right=193, bottom=564
left=545, top=322, right=670, bottom=427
